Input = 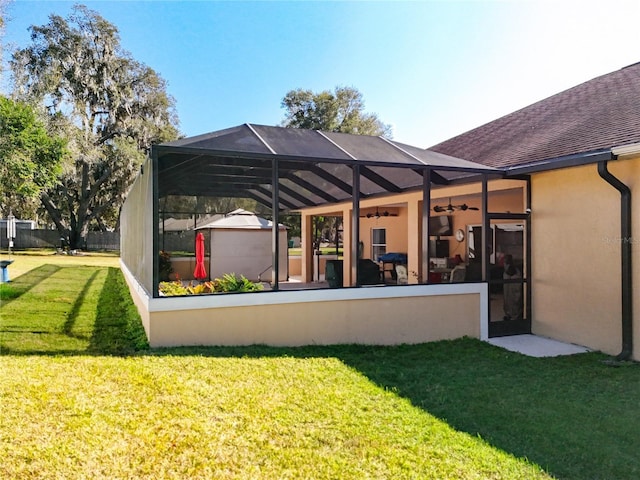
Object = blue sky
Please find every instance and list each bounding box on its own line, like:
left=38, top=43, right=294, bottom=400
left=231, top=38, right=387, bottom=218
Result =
left=3, top=0, right=640, bottom=147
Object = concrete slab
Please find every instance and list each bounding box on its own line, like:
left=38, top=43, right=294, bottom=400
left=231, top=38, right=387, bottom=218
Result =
left=487, top=334, right=591, bottom=357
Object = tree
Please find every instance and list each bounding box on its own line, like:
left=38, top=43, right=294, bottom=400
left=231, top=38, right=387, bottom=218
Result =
left=280, top=86, right=389, bottom=244
left=0, top=96, right=66, bottom=218
left=0, top=0, right=7, bottom=84
left=281, top=86, right=392, bottom=137
left=10, top=5, right=179, bottom=248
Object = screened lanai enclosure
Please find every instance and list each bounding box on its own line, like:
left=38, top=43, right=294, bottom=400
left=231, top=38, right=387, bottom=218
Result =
left=120, top=124, right=531, bottom=347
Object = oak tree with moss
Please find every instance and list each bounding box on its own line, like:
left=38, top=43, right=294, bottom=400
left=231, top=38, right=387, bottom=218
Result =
left=11, top=5, right=179, bottom=248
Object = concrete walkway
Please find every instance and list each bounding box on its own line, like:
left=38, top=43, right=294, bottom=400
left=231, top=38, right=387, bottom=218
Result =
left=487, top=334, right=591, bottom=357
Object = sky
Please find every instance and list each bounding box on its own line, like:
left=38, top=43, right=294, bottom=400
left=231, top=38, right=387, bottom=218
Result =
left=3, top=0, right=640, bottom=148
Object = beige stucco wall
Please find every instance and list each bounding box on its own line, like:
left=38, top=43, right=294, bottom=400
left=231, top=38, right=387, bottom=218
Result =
left=121, top=258, right=487, bottom=347
left=531, top=157, right=639, bottom=358
left=169, top=256, right=210, bottom=281
left=289, top=255, right=302, bottom=276
left=121, top=260, right=152, bottom=339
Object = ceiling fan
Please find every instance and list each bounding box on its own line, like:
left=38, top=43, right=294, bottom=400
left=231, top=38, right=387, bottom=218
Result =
left=432, top=198, right=479, bottom=213
left=360, top=207, right=397, bottom=219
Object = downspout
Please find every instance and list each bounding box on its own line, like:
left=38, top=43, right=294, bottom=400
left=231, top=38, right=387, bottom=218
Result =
left=597, top=160, right=633, bottom=360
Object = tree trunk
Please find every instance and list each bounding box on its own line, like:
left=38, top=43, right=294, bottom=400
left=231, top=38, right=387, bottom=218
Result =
left=40, top=192, right=70, bottom=248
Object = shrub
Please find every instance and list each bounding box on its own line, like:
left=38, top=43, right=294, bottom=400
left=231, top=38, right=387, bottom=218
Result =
left=158, top=274, right=263, bottom=296
left=159, top=251, right=173, bottom=281
left=215, top=273, right=263, bottom=293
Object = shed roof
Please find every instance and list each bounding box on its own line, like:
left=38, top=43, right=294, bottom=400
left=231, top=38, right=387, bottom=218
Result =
left=430, top=62, right=640, bottom=169
left=197, top=209, right=286, bottom=230
left=155, top=124, right=500, bottom=211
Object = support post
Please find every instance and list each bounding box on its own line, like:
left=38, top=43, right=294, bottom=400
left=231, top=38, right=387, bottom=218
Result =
left=422, top=169, right=432, bottom=283
left=301, top=213, right=314, bottom=282
left=481, top=175, right=489, bottom=283
left=351, top=165, right=361, bottom=286
left=272, top=159, right=280, bottom=290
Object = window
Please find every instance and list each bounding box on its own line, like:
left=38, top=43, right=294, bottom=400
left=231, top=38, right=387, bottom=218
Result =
left=371, top=228, right=386, bottom=261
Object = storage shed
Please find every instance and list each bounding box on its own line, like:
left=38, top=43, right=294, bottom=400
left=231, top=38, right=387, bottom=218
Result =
left=197, top=209, right=288, bottom=282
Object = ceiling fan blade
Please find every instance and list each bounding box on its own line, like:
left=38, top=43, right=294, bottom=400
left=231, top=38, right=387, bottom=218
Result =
left=457, top=204, right=480, bottom=211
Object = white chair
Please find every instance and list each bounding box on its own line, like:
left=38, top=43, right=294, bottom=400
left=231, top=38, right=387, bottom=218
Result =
left=450, top=265, right=466, bottom=283
left=395, top=264, right=408, bottom=285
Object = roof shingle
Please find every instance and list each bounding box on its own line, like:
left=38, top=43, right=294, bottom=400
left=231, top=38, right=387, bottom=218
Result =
left=429, top=62, right=640, bottom=168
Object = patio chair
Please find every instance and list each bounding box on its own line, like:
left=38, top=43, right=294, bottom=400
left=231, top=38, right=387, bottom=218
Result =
left=450, top=265, right=466, bottom=283
left=395, top=264, right=408, bottom=285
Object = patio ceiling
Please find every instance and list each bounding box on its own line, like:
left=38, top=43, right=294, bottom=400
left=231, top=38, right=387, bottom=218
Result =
left=154, top=124, right=502, bottom=211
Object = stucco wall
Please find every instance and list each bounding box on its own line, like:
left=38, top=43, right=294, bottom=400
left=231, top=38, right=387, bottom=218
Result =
left=531, top=157, right=639, bottom=358
left=121, top=259, right=487, bottom=348
left=169, top=256, right=210, bottom=281
left=121, top=260, right=152, bottom=339
left=289, top=256, right=301, bottom=276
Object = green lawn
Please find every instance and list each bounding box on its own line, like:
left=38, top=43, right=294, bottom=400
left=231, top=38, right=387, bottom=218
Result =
left=2, top=254, right=640, bottom=479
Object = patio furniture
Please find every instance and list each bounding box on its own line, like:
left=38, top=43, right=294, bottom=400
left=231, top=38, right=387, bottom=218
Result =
left=450, top=265, right=466, bottom=283
left=358, top=259, right=383, bottom=285
left=395, top=264, right=408, bottom=285
left=378, top=252, right=408, bottom=283
left=324, top=259, right=383, bottom=287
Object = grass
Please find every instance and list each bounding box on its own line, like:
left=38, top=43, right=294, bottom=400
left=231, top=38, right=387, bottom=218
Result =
left=0, top=250, right=120, bottom=279
left=2, top=254, right=640, bottom=479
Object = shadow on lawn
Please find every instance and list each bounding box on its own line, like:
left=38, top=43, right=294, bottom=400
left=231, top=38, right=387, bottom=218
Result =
left=63, top=270, right=100, bottom=337
left=4, top=264, right=640, bottom=479
left=0, top=266, right=148, bottom=356
left=152, top=341, right=639, bottom=480
left=88, top=267, right=149, bottom=354
left=0, top=264, right=62, bottom=302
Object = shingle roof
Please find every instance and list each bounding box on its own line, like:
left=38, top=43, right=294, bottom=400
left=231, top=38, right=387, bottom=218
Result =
left=429, top=62, right=640, bottom=168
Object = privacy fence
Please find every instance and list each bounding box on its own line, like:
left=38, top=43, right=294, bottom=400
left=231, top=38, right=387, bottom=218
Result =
left=0, top=228, right=120, bottom=251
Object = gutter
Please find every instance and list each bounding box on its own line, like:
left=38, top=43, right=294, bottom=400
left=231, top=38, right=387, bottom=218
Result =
left=597, top=160, right=633, bottom=361
left=506, top=149, right=613, bottom=176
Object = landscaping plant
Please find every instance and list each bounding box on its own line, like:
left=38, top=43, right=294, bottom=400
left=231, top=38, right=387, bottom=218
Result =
left=158, top=273, right=263, bottom=296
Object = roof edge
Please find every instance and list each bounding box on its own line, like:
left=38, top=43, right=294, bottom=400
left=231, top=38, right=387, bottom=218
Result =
left=504, top=149, right=613, bottom=175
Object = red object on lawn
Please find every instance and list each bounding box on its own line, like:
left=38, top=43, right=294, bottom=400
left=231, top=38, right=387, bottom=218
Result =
left=193, top=232, right=207, bottom=280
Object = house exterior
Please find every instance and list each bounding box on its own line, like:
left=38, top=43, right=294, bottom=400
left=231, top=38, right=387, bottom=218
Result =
left=429, top=62, right=640, bottom=360
left=121, top=63, right=638, bottom=359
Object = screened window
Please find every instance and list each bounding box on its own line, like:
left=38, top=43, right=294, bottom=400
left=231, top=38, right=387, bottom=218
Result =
left=371, top=228, right=386, bottom=261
